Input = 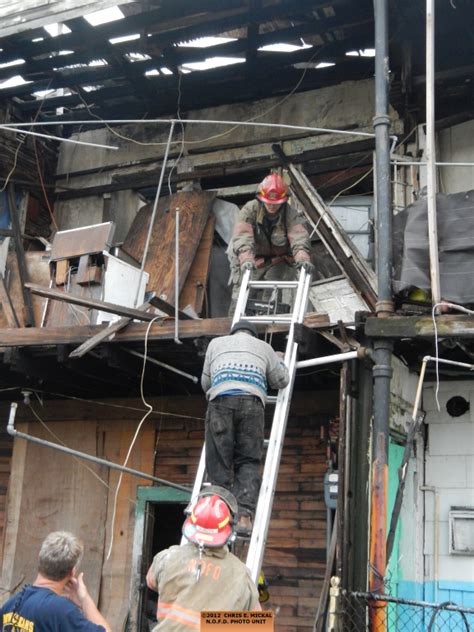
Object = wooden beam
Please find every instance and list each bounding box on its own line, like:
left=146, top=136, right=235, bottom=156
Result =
left=2, top=0, right=348, bottom=62
left=15, top=50, right=374, bottom=113
left=7, top=185, right=35, bottom=327
left=0, top=312, right=332, bottom=348
left=365, top=315, right=474, bottom=339
left=25, top=283, right=162, bottom=323
left=0, top=15, right=371, bottom=86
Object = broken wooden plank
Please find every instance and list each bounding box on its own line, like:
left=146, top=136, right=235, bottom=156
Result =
left=54, top=259, right=69, bottom=286
left=121, top=191, right=215, bottom=304
left=7, top=185, right=35, bottom=326
left=180, top=215, right=215, bottom=316
left=26, top=283, right=160, bottom=322
left=68, top=300, right=154, bottom=359
left=272, top=146, right=378, bottom=310
left=148, top=296, right=194, bottom=320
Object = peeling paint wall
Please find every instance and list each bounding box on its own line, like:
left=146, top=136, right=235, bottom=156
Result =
left=438, top=120, right=474, bottom=195
left=394, top=379, right=474, bottom=607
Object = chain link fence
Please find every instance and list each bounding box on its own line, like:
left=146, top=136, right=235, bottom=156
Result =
left=334, top=590, right=474, bottom=631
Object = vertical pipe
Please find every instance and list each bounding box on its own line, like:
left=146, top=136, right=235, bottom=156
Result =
left=373, top=0, right=393, bottom=317
left=174, top=207, right=182, bottom=344
left=425, top=0, right=441, bottom=305
left=371, top=1, right=393, bottom=630
left=336, top=363, right=348, bottom=585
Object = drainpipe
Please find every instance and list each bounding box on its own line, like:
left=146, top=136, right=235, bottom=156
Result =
left=370, top=0, right=393, bottom=629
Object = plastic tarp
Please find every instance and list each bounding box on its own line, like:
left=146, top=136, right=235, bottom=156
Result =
left=393, top=189, right=474, bottom=303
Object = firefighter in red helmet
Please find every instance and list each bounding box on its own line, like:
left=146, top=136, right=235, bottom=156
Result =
left=228, top=171, right=313, bottom=314
left=146, top=487, right=260, bottom=630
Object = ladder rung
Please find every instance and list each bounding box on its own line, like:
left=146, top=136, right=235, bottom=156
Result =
left=248, top=280, right=299, bottom=290
left=244, top=315, right=293, bottom=324
left=266, top=396, right=278, bottom=404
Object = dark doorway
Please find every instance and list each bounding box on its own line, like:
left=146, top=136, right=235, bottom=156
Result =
left=141, top=501, right=187, bottom=630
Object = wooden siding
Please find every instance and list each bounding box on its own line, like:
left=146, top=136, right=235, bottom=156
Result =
left=0, top=392, right=337, bottom=631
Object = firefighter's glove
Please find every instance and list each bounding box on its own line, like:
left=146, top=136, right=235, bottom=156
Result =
left=241, top=261, right=256, bottom=272
left=296, top=260, right=315, bottom=276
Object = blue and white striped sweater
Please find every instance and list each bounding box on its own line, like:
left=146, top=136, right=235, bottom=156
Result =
left=212, top=365, right=267, bottom=394
left=201, top=332, right=290, bottom=405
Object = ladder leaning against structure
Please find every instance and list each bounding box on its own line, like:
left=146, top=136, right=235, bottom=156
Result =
left=185, top=267, right=312, bottom=584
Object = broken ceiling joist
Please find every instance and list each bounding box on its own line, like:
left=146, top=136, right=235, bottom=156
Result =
left=25, top=283, right=161, bottom=323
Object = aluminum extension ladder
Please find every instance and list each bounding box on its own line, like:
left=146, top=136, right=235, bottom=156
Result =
left=185, top=267, right=312, bottom=584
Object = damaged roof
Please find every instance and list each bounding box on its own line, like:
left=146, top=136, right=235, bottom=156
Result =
left=0, top=0, right=471, bottom=126
left=0, top=0, right=375, bottom=122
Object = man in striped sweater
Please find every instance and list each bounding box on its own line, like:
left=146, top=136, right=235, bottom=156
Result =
left=201, top=320, right=289, bottom=535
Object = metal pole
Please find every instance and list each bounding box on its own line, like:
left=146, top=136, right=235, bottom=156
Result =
left=296, top=351, right=359, bottom=370
left=124, top=348, right=198, bottom=383
left=6, top=402, right=190, bottom=492
left=174, top=207, right=182, bottom=344
left=133, top=121, right=175, bottom=307
left=371, top=1, right=393, bottom=629
left=374, top=0, right=394, bottom=317
left=426, top=0, right=441, bottom=306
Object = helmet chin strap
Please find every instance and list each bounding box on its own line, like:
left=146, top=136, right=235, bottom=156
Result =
left=195, top=543, right=205, bottom=583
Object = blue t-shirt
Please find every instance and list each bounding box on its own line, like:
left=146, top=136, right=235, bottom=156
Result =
left=1, top=586, right=105, bottom=631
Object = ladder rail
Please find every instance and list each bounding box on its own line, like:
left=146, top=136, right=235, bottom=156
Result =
left=180, top=444, right=207, bottom=545
left=184, top=265, right=311, bottom=582
left=182, top=267, right=252, bottom=535
left=232, top=267, right=252, bottom=325
left=246, top=271, right=311, bottom=582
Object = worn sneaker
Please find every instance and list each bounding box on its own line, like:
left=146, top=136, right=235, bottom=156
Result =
left=236, top=514, right=253, bottom=536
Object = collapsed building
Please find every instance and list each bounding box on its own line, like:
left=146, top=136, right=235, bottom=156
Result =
left=0, top=1, right=473, bottom=630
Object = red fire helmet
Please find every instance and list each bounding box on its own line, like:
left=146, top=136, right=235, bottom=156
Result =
left=182, top=494, right=233, bottom=547
left=256, top=172, right=289, bottom=205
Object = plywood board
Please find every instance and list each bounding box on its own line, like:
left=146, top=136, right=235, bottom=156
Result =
left=122, top=191, right=215, bottom=305
left=1, top=421, right=108, bottom=601
left=180, top=215, right=215, bottom=315
left=99, top=424, right=155, bottom=627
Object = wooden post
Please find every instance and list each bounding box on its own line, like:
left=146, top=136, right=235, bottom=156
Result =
left=7, top=185, right=35, bottom=326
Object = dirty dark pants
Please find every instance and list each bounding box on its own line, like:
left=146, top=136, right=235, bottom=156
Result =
left=205, top=394, right=264, bottom=517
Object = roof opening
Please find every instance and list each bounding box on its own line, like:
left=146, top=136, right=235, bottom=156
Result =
left=0, top=58, right=25, bottom=69
left=182, top=57, right=245, bottom=72
left=177, top=36, right=237, bottom=48
left=84, top=6, right=124, bottom=26
left=259, top=42, right=312, bottom=53
left=109, top=33, right=140, bottom=45
left=44, top=23, right=72, bottom=37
